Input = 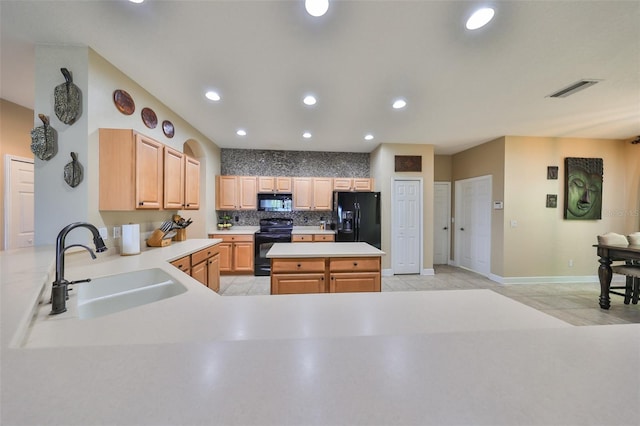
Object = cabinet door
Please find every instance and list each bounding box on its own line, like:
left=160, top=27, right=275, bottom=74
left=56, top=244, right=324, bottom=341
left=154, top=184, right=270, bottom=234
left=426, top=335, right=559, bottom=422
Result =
left=208, top=253, right=220, bottom=292
left=217, top=242, right=232, bottom=272
left=238, top=176, right=257, bottom=209
left=258, top=176, right=275, bottom=192
left=333, top=178, right=352, bottom=191
left=353, top=178, right=373, bottom=191
left=163, top=147, right=185, bottom=210
left=191, top=260, right=208, bottom=286
left=330, top=272, right=380, bottom=293
left=271, top=273, right=326, bottom=295
left=233, top=242, right=254, bottom=272
left=293, top=177, right=313, bottom=210
left=135, top=134, right=164, bottom=209
left=276, top=177, right=292, bottom=192
left=313, top=178, right=333, bottom=210
left=170, top=255, right=191, bottom=274
left=184, top=157, right=200, bottom=210
left=216, top=176, right=237, bottom=210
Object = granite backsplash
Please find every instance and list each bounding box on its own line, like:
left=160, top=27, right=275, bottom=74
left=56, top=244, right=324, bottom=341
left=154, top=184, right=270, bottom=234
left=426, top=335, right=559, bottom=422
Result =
left=219, top=149, right=370, bottom=226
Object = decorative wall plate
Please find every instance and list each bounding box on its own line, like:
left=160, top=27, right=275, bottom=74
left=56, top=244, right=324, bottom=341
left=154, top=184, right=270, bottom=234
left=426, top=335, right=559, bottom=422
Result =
left=54, top=68, right=81, bottom=125
left=141, top=107, right=158, bottom=129
left=63, top=152, right=83, bottom=188
left=30, top=114, right=57, bottom=161
left=162, top=120, right=175, bottom=138
left=113, top=89, right=135, bottom=115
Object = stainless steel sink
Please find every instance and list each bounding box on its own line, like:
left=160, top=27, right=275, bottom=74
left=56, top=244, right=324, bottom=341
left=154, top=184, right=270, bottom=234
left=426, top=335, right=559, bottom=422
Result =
left=77, top=268, right=187, bottom=319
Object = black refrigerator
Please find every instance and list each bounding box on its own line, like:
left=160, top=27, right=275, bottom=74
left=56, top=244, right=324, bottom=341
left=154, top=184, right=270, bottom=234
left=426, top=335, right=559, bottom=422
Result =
left=333, top=191, right=381, bottom=249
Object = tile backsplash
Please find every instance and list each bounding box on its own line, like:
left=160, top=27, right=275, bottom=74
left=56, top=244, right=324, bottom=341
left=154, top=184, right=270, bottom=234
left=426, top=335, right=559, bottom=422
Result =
left=219, top=148, right=370, bottom=226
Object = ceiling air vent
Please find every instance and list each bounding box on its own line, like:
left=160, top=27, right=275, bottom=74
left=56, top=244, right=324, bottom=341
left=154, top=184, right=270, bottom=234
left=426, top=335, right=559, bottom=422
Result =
left=547, top=79, right=601, bottom=98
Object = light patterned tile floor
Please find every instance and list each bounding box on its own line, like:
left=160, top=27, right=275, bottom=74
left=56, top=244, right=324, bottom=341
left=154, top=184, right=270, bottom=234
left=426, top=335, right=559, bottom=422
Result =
left=219, top=265, right=640, bottom=326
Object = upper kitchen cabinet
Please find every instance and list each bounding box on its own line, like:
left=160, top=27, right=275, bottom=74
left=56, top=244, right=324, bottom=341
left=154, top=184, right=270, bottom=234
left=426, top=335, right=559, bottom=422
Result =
left=164, top=147, right=185, bottom=210
left=184, top=156, right=200, bottom=210
left=293, top=177, right=333, bottom=211
left=333, top=178, right=374, bottom=192
left=258, top=176, right=292, bottom=193
left=99, top=129, right=163, bottom=210
left=215, top=176, right=257, bottom=210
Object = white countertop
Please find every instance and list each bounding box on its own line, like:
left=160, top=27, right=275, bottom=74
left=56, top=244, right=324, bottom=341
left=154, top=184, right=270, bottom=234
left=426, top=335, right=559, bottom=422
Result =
left=2, top=241, right=638, bottom=425
left=267, top=241, right=384, bottom=258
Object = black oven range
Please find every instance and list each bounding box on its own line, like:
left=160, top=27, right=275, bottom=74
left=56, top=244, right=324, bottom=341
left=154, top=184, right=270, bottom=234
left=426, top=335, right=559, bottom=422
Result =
left=254, top=218, right=293, bottom=276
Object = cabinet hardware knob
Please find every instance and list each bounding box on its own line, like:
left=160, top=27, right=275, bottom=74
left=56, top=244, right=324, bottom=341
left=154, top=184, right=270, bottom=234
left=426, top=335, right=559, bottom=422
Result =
left=353, top=262, right=358, bottom=266
left=443, top=227, right=448, bottom=230
left=139, top=202, right=144, bottom=206
left=297, top=263, right=301, bottom=268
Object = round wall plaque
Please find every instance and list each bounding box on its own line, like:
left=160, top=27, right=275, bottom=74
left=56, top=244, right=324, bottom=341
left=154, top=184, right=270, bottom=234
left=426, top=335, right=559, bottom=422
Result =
left=162, top=120, right=175, bottom=138
left=113, top=89, right=135, bottom=115
left=141, top=107, right=158, bottom=129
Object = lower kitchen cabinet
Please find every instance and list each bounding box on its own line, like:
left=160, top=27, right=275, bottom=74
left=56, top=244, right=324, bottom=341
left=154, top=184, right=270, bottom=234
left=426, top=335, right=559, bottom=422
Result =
left=209, top=234, right=254, bottom=274
left=292, top=234, right=335, bottom=242
left=270, top=256, right=380, bottom=294
left=169, top=245, right=220, bottom=293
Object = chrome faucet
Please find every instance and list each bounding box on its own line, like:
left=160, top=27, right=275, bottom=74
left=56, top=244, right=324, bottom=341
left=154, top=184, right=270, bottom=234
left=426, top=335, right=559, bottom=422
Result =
left=51, top=222, right=108, bottom=315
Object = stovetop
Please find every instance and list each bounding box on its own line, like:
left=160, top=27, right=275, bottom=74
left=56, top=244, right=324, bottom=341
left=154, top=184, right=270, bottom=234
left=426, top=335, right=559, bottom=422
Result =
left=257, top=218, right=293, bottom=233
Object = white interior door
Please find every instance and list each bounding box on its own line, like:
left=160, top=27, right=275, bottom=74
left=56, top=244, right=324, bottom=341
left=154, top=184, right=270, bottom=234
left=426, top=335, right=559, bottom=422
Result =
left=4, top=156, right=35, bottom=250
left=455, top=176, right=491, bottom=275
left=433, top=182, right=451, bottom=264
left=393, top=179, right=421, bottom=274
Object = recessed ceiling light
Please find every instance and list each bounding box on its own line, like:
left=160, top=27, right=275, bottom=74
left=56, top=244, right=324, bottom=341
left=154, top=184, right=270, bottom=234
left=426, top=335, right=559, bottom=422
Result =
left=364, top=134, right=374, bottom=141
left=205, top=90, right=221, bottom=101
left=392, top=99, right=407, bottom=109
left=305, top=0, right=329, bottom=17
left=303, top=95, right=317, bottom=106
left=129, top=0, right=144, bottom=3
left=466, top=7, right=495, bottom=30
left=236, top=129, right=247, bottom=136
left=303, top=132, right=312, bottom=139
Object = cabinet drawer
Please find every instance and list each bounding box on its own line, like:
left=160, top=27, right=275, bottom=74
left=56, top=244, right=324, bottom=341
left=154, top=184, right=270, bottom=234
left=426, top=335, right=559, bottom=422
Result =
left=170, top=255, right=191, bottom=273
left=272, top=273, right=327, bottom=294
left=211, top=234, right=254, bottom=243
left=313, top=234, right=335, bottom=242
left=191, top=245, right=218, bottom=265
left=330, top=257, right=380, bottom=272
left=292, top=234, right=313, bottom=242
left=271, top=258, right=326, bottom=273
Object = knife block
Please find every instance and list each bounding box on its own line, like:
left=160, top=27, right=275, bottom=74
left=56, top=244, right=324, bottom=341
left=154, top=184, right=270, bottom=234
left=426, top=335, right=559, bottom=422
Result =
left=173, top=228, right=186, bottom=241
left=146, top=229, right=171, bottom=247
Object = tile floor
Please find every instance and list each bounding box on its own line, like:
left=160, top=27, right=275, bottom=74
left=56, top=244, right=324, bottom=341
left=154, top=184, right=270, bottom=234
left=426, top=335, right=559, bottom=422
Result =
left=219, top=265, right=640, bottom=326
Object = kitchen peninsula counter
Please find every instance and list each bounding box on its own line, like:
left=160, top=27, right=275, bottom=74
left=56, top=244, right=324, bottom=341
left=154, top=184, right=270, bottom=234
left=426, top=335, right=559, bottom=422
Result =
left=1, top=243, right=638, bottom=425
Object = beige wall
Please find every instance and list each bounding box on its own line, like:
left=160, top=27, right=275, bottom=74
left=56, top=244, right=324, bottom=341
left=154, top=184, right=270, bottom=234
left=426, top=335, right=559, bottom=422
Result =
left=451, top=137, right=506, bottom=276
left=0, top=99, right=34, bottom=250
left=370, top=143, right=434, bottom=272
left=32, top=45, right=220, bottom=249
left=503, top=136, right=636, bottom=278
left=434, top=155, right=452, bottom=182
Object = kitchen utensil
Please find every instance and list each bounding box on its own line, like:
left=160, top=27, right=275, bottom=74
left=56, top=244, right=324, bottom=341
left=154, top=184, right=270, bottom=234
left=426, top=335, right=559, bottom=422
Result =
left=54, top=68, right=82, bottom=125
left=63, top=152, right=83, bottom=188
left=30, top=114, right=57, bottom=161
left=113, top=89, right=135, bottom=115
left=146, top=229, right=170, bottom=247
left=164, top=231, right=177, bottom=240
left=162, top=120, right=174, bottom=138
left=160, top=221, right=173, bottom=234
left=141, top=107, right=157, bottom=129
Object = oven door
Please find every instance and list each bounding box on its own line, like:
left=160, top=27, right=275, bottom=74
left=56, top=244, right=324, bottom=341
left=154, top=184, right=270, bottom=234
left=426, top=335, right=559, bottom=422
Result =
left=254, top=232, right=292, bottom=276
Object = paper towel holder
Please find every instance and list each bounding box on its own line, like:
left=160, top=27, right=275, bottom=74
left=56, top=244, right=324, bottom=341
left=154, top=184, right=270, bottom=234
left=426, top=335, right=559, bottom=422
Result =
left=121, top=223, right=142, bottom=256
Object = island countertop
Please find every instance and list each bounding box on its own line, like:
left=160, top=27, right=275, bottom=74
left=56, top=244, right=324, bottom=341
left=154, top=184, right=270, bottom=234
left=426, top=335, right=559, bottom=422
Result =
left=266, top=241, right=384, bottom=258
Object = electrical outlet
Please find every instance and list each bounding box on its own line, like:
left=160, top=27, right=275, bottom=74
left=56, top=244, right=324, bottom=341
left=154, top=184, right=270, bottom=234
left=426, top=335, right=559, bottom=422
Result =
left=113, top=226, right=121, bottom=238
left=568, top=259, right=574, bottom=267
left=98, top=227, right=108, bottom=240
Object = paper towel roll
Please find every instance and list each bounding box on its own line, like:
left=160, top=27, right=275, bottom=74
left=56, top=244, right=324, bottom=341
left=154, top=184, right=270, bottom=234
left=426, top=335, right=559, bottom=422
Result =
left=121, top=224, right=140, bottom=256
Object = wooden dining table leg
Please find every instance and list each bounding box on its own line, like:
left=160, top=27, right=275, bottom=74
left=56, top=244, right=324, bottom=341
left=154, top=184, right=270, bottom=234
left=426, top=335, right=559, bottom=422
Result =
left=598, top=256, right=612, bottom=309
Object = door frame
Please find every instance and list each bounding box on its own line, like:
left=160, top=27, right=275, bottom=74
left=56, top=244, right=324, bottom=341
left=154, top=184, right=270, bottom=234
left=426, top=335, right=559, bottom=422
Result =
left=454, top=174, right=492, bottom=275
left=390, top=177, right=423, bottom=276
left=3, top=155, right=34, bottom=250
left=433, top=181, right=452, bottom=265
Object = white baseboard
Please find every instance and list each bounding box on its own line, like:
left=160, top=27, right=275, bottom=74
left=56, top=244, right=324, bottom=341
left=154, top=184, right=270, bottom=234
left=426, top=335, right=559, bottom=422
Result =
left=421, top=268, right=435, bottom=276
left=382, top=268, right=435, bottom=276
left=487, top=274, right=624, bottom=285
left=381, top=268, right=394, bottom=277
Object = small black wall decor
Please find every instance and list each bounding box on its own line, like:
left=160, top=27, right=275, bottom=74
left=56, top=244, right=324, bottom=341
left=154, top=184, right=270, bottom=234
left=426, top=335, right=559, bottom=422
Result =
left=547, top=166, right=558, bottom=180
left=564, top=157, right=603, bottom=220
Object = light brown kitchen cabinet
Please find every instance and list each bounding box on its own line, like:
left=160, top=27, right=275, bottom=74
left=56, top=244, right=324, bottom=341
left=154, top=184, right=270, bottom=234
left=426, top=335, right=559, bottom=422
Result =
left=170, top=255, right=191, bottom=274
left=215, top=176, right=257, bottom=210
left=184, top=156, right=200, bottom=210
left=292, top=234, right=335, bottom=242
left=313, top=234, right=335, bottom=242
left=271, top=258, right=327, bottom=294
left=164, top=147, right=185, bottom=210
left=333, top=178, right=373, bottom=192
left=208, top=251, right=221, bottom=292
left=258, top=176, right=292, bottom=193
left=168, top=245, right=220, bottom=293
left=329, top=257, right=381, bottom=293
left=210, top=233, right=254, bottom=274
left=99, top=129, right=164, bottom=210
left=293, top=177, right=333, bottom=211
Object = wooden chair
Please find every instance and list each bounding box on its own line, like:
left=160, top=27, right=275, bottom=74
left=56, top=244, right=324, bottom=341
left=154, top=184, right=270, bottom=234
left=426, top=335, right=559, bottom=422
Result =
left=597, top=232, right=639, bottom=304
left=625, top=232, right=640, bottom=304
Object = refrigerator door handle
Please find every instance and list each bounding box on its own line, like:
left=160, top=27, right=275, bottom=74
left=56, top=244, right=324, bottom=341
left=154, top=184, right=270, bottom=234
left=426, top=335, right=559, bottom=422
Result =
left=355, top=203, right=361, bottom=242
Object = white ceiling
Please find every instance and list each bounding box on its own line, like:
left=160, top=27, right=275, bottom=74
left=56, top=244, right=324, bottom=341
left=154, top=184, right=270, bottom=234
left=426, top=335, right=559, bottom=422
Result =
left=2, top=0, right=639, bottom=154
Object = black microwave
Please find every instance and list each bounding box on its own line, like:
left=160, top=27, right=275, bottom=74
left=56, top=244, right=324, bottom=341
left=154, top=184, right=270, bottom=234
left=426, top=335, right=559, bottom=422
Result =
left=257, top=193, right=293, bottom=212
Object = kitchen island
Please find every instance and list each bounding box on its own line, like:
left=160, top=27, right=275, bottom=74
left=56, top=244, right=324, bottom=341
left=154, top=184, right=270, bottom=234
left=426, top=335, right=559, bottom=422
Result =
left=267, top=242, right=384, bottom=294
left=2, top=243, right=639, bottom=425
